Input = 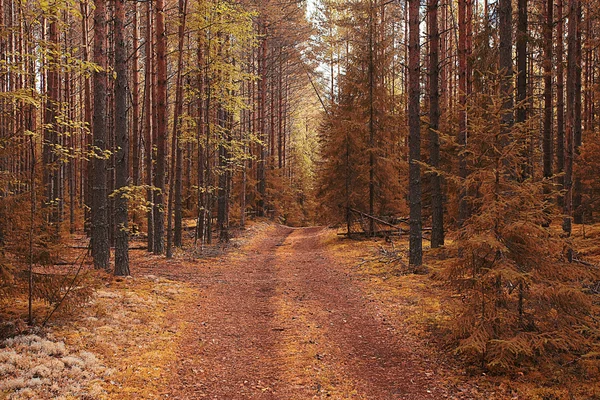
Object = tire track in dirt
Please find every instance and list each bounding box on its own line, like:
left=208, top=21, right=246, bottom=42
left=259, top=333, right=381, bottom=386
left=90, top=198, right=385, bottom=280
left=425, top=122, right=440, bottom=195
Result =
left=164, top=225, right=449, bottom=399
left=166, top=225, right=296, bottom=399
left=272, top=227, right=447, bottom=399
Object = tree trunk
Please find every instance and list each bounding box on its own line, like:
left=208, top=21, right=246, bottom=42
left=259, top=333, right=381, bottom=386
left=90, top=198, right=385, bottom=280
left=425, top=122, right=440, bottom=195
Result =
left=153, top=0, right=167, bottom=254
left=132, top=3, right=140, bottom=188
left=408, top=0, right=422, bottom=268
left=564, top=0, right=579, bottom=235
left=217, top=107, right=230, bottom=242
left=167, top=0, right=187, bottom=258
left=257, top=23, right=267, bottom=217
left=368, top=0, right=375, bottom=234
left=145, top=1, right=154, bottom=252
left=428, top=0, right=444, bottom=247
left=457, top=0, right=468, bottom=225
left=196, top=35, right=206, bottom=244
left=80, top=0, right=93, bottom=236
left=44, top=16, right=60, bottom=232
left=499, top=0, right=514, bottom=131
left=92, top=0, right=110, bottom=270
left=557, top=0, right=565, bottom=206
left=114, top=0, right=129, bottom=276
left=573, top=0, right=583, bottom=224
left=516, top=0, right=527, bottom=124
left=543, top=0, right=553, bottom=214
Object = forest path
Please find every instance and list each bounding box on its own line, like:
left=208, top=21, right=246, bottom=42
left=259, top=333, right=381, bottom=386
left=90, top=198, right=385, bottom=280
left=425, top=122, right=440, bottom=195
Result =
left=163, top=225, right=448, bottom=399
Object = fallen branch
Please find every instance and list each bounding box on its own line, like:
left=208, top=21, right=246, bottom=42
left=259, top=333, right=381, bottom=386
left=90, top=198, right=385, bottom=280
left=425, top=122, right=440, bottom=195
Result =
left=573, top=258, right=599, bottom=269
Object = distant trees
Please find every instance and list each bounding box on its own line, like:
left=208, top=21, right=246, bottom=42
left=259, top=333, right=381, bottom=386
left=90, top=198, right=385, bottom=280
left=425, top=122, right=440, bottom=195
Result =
left=317, top=0, right=403, bottom=227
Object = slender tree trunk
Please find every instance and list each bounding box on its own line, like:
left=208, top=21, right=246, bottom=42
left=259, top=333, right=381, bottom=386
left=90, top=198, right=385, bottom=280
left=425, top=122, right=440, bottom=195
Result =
left=543, top=0, right=553, bottom=208
left=132, top=3, right=140, bottom=188
left=80, top=0, right=92, bottom=235
left=368, top=0, right=375, bottom=234
left=499, top=0, right=514, bottom=131
left=92, top=0, right=110, bottom=270
left=573, top=0, right=583, bottom=224
left=408, top=0, right=422, bottom=268
left=257, top=23, right=267, bottom=217
left=196, top=36, right=206, bottom=243
left=516, top=0, right=527, bottom=125
left=516, top=0, right=528, bottom=178
left=457, top=0, right=468, bottom=225
left=145, top=1, right=154, bottom=252
left=564, top=0, right=579, bottom=236
left=167, top=0, right=187, bottom=257
left=428, top=0, right=444, bottom=247
left=153, top=0, right=167, bottom=254
left=114, top=0, right=129, bottom=275
left=217, top=107, right=230, bottom=242
left=44, top=16, right=60, bottom=232
left=557, top=0, right=565, bottom=206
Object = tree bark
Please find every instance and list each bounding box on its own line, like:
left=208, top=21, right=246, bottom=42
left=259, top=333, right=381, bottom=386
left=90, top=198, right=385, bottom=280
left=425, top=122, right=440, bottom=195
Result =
left=257, top=23, right=267, bottom=217
left=564, top=0, right=578, bottom=235
left=44, top=15, right=60, bottom=231
left=153, top=0, right=167, bottom=254
left=132, top=3, right=141, bottom=188
left=114, top=0, right=129, bottom=276
left=573, top=0, right=583, bottom=224
left=167, top=0, right=187, bottom=257
left=92, top=0, right=110, bottom=270
left=408, top=0, right=422, bottom=268
left=499, top=0, right=514, bottom=131
left=428, top=0, right=444, bottom=247
left=543, top=0, right=553, bottom=188
left=557, top=0, right=565, bottom=206
left=457, top=0, right=468, bottom=225
left=516, top=0, right=527, bottom=125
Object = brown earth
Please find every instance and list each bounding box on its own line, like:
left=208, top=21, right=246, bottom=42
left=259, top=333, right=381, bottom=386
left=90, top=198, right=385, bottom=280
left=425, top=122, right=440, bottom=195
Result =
left=140, top=225, right=455, bottom=399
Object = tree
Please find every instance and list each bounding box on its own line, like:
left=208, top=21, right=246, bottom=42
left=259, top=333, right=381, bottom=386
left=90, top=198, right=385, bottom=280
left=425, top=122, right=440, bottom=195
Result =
left=428, top=0, right=444, bottom=248
left=166, top=0, right=187, bottom=258
left=114, top=0, right=129, bottom=275
left=564, top=0, right=581, bottom=237
left=91, top=0, right=110, bottom=270
left=408, top=0, right=421, bottom=268
left=542, top=0, right=553, bottom=202
left=153, top=0, right=167, bottom=254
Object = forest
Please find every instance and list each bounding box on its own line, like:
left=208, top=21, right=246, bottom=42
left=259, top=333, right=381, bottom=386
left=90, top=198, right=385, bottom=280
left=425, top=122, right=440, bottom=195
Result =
left=1, top=0, right=600, bottom=398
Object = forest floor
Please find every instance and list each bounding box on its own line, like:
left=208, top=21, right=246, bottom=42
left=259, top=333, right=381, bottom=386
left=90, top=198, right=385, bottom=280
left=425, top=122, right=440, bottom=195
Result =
left=2, top=221, right=598, bottom=399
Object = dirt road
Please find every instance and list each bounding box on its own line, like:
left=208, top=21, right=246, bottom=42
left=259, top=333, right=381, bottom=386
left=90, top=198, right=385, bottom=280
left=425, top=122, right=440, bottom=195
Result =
left=164, top=225, right=448, bottom=399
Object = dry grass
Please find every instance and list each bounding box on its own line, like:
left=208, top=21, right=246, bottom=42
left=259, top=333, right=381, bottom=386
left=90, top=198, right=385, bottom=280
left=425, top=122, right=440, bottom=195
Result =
left=325, top=227, right=600, bottom=400
left=0, top=271, right=195, bottom=399
left=0, top=334, right=109, bottom=399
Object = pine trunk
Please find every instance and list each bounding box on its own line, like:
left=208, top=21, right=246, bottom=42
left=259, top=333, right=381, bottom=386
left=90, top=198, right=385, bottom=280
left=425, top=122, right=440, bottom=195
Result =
left=557, top=0, right=565, bottom=206
left=408, top=0, right=422, bottom=268
left=145, top=1, right=154, bottom=252
left=499, top=0, right=514, bottom=130
left=457, top=0, right=468, bottom=225
left=92, top=0, right=110, bottom=269
left=114, top=0, right=129, bottom=276
left=428, top=0, right=444, bottom=248
left=153, top=0, right=167, bottom=254
left=543, top=0, right=553, bottom=186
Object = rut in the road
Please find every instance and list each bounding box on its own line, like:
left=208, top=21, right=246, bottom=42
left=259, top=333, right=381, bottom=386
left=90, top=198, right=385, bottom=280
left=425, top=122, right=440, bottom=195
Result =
left=166, top=225, right=448, bottom=399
